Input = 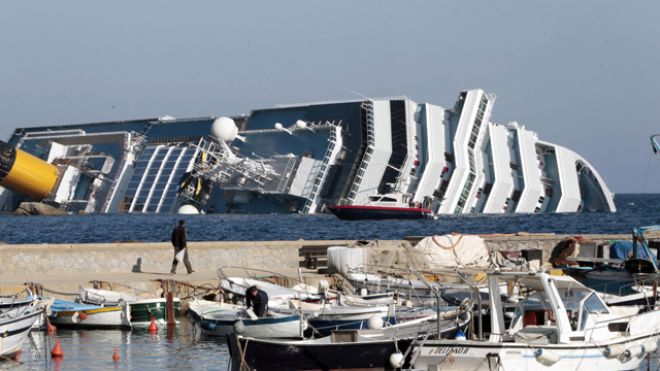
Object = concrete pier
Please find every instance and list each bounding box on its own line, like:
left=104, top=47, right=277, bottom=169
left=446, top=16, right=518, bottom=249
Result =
left=0, top=233, right=646, bottom=296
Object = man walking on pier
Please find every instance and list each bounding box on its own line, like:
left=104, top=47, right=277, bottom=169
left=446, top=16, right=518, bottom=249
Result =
left=170, top=219, right=194, bottom=274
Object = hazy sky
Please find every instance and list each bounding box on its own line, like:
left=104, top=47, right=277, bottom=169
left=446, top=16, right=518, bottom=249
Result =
left=1, top=1, right=658, bottom=193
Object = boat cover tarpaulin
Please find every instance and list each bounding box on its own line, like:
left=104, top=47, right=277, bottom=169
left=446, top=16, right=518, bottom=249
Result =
left=609, top=240, right=657, bottom=262
left=410, top=235, right=491, bottom=269
left=365, top=234, right=492, bottom=271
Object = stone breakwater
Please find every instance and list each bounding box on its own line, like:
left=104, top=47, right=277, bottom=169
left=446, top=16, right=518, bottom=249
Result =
left=0, top=233, right=646, bottom=296
left=0, top=233, right=637, bottom=279
left=0, top=240, right=301, bottom=277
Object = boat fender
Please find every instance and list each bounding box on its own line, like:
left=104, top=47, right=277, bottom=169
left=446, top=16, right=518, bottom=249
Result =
left=644, top=341, right=658, bottom=354
left=624, top=345, right=644, bottom=359
left=367, top=314, right=384, bottom=329
left=234, top=320, right=246, bottom=334
left=360, top=288, right=368, bottom=297
left=71, top=311, right=79, bottom=324
left=534, top=348, right=560, bottom=366
left=389, top=352, right=404, bottom=369
left=454, top=328, right=467, bottom=340
left=403, top=300, right=413, bottom=308
left=603, top=344, right=626, bottom=358
left=79, top=311, right=88, bottom=320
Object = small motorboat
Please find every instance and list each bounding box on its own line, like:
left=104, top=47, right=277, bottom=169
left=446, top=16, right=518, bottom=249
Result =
left=49, top=299, right=131, bottom=329
left=227, top=308, right=471, bottom=371
left=307, top=304, right=393, bottom=336
left=79, top=287, right=180, bottom=324
left=0, top=298, right=43, bottom=357
left=219, top=276, right=322, bottom=302
left=327, top=193, right=433, bottom=220
left=188, top=298, right=305, bottom=339
left=1, top=290, right=50, bottom=330
left=187, top=298, right=246, bottom=337
left=410, top=271, right=660, bottom=371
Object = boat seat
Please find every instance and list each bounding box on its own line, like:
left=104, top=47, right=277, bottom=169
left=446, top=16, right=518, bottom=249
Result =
left=514, top=326, right=558, bottom=345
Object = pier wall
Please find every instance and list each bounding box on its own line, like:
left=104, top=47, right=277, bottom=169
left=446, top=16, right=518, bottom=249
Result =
left=0, top=233, right=632, bottom=279
left=480, top=233, right=629, bottom=260
left=0, top=240, right=302, bottom=277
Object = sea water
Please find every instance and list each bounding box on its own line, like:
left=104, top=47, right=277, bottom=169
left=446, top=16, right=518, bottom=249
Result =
left=11, top=318, right=229, bottom=370
left=0, top=194, right=657, bottom=245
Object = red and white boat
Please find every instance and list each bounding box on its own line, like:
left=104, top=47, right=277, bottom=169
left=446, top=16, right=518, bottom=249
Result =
left=327, top=193, right=433, bottom=220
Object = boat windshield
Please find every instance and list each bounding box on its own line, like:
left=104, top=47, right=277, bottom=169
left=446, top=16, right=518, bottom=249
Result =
left=558, top=288, right=609, bottom=330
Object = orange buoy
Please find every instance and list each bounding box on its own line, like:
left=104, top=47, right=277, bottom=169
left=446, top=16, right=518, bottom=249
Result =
left=51, top=339, right=64, bottom=358
left=47, top=323, right=57, bottom=335
left=112, top=348, right=120, bottom=362
left=79, top=311, right=89, bottom=321
left=148, top=317, right=158, bottom=334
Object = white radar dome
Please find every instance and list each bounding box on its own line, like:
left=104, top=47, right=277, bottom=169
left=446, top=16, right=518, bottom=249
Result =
left=212, top=117, right=239, bottom=142
left=178, top=205, right=199, bottom=215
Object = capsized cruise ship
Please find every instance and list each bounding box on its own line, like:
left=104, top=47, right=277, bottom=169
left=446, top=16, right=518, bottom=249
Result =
left=0, top=89, right=616, bottom=215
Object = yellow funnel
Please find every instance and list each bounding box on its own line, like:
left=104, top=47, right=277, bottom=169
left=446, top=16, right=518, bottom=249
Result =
left=0, top=141, right=59, bottom=200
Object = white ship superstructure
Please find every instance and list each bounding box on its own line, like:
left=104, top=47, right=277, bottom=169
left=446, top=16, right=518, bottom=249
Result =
left=0, top=89, right=616, bottom=214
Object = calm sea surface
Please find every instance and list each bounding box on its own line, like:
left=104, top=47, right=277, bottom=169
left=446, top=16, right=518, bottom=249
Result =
left=0, top=194, right=657, bottom=244
left=10, top=319, right=229, bottom=371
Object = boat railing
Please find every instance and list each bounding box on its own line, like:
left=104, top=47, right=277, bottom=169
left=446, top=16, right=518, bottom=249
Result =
left=584, top=309, right=657, bottom=340
left=612, top=272, right=660, bottom=298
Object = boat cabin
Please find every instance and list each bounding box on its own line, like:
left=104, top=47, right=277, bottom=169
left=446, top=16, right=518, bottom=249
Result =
left=488, top=272, right=627, bottom=345
left=366, top=193, right=432, bottom=209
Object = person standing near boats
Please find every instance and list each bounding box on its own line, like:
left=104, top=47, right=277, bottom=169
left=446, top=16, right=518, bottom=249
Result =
left=170, top=219, right=194, bottom=275
left=245, top=285, right=268, bottom=317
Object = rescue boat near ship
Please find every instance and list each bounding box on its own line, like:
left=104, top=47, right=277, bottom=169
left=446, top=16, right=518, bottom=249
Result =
left=327, top=193, right=433, bottom=220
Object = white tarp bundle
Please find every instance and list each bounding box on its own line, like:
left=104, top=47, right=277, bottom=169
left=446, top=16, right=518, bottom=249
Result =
left=364, top=234, right=492, bottom=272
left=409, top=234, right=491, bottom=269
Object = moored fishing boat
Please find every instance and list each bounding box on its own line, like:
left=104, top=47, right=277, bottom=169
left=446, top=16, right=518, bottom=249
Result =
left=227, top=309, right=471, bottom=371
left=49, top=299, right=131, bottom=329
left=187, top=298, right=246, bottom=337
left=0, top=297, right=43, bottom=357
left=305, top=304, right=393, bottom=336
left=409, top=271, right=660, bottom=371
left=79, top=287, right=180, bottom=324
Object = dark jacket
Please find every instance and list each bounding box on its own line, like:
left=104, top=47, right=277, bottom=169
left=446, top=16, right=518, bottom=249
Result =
left=245, top=289, right=269, bottom=317
left=171, top=226, right=187, bottom=249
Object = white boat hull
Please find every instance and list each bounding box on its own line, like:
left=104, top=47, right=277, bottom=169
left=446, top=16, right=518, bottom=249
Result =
left=50, top=306, right=131, bottom=329
left=234, top=315, right=307, bottom=339
left=0, top=309, right=42, bottom=357
left=411, top=335, right=660, bottom=371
